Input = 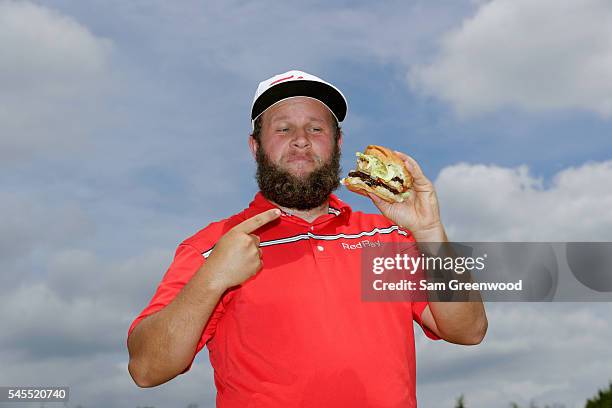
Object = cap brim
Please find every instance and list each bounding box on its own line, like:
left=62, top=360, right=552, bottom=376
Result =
left=251, top=80, right=347, bottom=124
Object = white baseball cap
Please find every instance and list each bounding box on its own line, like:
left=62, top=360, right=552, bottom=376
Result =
left=250, top=69, right=348, bottom=130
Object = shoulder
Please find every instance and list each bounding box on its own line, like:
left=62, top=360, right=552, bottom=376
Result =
left=181, top=210, right=249, bottom=253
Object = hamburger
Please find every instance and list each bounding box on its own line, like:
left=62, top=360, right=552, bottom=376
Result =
left=341, top=145, right=413, bottom=203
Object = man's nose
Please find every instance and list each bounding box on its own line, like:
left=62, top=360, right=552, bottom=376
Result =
left=291, top=128, right=311, bottom=149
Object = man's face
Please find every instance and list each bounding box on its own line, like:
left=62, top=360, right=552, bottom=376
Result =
left=250, top=97, right=343, bottom=210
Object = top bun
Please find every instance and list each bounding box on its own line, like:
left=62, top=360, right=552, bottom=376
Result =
left=364, top=145, right=413, bottom=189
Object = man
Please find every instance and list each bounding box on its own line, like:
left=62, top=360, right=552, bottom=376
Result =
left=127, top=70, right=487, bottom=407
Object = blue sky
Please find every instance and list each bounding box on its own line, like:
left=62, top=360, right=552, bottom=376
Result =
left=1, top=0, right=612, bottom=407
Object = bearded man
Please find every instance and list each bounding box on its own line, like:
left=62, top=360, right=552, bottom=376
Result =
left=127, top=70, right=487, bottom=408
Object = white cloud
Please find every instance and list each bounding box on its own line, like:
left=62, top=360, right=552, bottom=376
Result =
left=435, top=160, right=612, bottom=241
left=425, top=159, right=612, bottom=406
left=409, top=0, right=612, bottom=117
left=0, top=190, right=93, bottom=293
left=0, top=349, right=216, bottom=408
left=0, top=245, right=173, bottom=359
left=104, top=0, right=468, bottom=83
left=0, top=243, right=218, bottom=407
left=416, top=303, right=612, bottom=408
left=46, top=247, right=172, bottom=312
left=0, top=1, right=113, bottom=161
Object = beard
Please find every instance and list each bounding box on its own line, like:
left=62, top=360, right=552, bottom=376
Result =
left=255, top=143, right=341, bottom=210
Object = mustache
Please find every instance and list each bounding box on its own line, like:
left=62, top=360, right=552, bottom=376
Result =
left=283, top=151, right=321, bottom=163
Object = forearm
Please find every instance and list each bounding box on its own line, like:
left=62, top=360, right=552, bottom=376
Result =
left=415, top=227, right=488, bottom=345
left=127, top=264, right=226, bottom=387
left=427, top=297, right=487, bottom=345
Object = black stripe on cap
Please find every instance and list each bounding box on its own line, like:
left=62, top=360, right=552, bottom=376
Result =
left=251, top=80, right=347, bottom=122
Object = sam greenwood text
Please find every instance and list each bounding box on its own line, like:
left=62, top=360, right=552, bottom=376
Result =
left=373, top=279, right=523, bottom=291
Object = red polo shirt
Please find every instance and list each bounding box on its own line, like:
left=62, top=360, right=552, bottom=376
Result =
left=129, top=193, right=440, bottom=407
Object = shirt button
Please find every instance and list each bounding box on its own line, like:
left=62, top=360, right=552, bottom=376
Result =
left=317, top=245, right=324, bottom=252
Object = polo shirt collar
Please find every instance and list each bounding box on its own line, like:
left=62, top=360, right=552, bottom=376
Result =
left=246, top=192, right=352, bottom=225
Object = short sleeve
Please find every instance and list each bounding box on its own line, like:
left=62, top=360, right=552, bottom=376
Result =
left=395, top=227, right=441, bottom=341
left=127, top=243, right=227, bottom=371
left=412, top=301, right=441, bottom=340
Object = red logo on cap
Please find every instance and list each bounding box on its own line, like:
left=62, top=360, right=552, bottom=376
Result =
left=270, top=75, right=294, bottom=86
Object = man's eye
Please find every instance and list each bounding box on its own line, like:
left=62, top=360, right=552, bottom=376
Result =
left=277, top=128, right=289, bottom=132
left=311, top=127, right=322, bottom=132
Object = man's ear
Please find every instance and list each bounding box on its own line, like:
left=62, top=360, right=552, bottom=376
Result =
left=338, top=130, right=344, bottom=149
left=248, top=135, right=258, bottom=160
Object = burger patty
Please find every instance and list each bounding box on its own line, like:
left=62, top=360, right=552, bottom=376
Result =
left=347, top=171, right=403, bottom=195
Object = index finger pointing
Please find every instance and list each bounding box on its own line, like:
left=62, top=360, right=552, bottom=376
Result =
left=232, top=208, right=282, bottom=233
